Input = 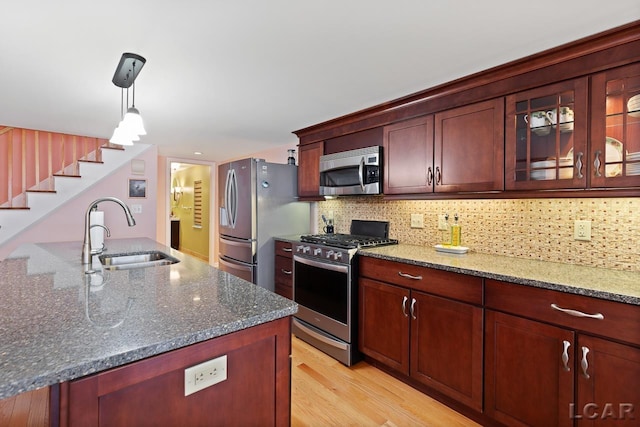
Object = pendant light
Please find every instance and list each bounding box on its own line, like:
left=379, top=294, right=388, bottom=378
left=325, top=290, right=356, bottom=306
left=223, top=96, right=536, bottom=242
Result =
left=110, top=53, right=146, bottom=145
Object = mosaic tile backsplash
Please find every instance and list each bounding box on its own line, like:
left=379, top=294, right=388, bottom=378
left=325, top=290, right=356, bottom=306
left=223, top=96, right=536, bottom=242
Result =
left=317, top=197, right=640, bottom=271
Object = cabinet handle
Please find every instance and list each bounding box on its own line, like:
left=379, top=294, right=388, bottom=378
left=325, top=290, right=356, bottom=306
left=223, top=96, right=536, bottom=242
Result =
left=410, top=298, right=417, bottom=320
left=550, top=303, right=604, bottom=320
left=398, top=272, right=422, bottom=280
left=581, top=346, right=590, bottom=379
left=282, top=247, right=293, bottom=252
left=562, top=340, right=571, bottom=372
left=402, top=296, right=409, bottom=317
left=593, top=150, right=602, bottom=177
left=435, top=166, right=442, bottom=185
left=576, top=152, right=584, bottom=179
left=281, top=269, right=292, bottom=275
left=427, top=167, right=433, bottom=186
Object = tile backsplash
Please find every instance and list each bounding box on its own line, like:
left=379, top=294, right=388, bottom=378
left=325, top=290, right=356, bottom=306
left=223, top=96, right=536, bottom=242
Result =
left=317, top=197, right=640, bottom=271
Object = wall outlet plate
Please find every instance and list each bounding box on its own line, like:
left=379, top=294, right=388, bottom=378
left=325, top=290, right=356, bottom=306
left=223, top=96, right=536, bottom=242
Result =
left=410, top=213, right=424, bottom=229
left=185, top=355, right=227, bottom=396
left=438, top=214, right=448, bottom=231
left=574, top=220, right=592, bottom=241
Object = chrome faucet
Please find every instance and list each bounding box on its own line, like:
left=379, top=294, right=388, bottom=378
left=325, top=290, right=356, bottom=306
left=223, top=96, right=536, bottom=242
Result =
left=82, top=197, right=136, bottom=264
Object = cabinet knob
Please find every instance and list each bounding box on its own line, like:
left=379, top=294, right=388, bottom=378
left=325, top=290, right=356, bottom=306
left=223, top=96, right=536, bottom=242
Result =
left=427, top=167, right=433, bottom=186
left=435, top=166, right=442, bottom=185
left=410, top=298, right=417, bottom=320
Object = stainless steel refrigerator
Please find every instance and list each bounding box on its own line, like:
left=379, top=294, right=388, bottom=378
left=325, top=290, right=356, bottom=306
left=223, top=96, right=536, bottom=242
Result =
left=218, top=158, right=310, bottom=291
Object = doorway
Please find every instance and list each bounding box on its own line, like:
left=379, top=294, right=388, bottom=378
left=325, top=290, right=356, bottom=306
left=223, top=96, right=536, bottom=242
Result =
left=169, top=161, right=212, bottom=262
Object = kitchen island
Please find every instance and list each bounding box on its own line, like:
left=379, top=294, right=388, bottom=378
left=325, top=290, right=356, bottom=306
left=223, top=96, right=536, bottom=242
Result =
left=0, top=238, right=296, bottom=426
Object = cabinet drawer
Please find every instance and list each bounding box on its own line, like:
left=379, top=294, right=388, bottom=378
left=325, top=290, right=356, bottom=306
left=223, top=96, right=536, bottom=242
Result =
left=359, top=257, right=482, bottom=305
left=275, top=240, right=294, bottom=259
left=275, top=255, right=293, bottom=286
left=486, top=279, right=640, bottom=346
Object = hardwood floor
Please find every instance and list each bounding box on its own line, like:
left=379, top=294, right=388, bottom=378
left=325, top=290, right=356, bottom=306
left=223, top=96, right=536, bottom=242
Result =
left=291, top=336, right=480, bottom=427
left=1, top=335, right=479, bottom=426
left=0, top=387, right=48, bottom=427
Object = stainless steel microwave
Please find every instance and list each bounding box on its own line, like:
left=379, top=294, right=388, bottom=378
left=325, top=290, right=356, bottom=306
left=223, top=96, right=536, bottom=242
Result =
left=319, top=146, right=382, bottom=196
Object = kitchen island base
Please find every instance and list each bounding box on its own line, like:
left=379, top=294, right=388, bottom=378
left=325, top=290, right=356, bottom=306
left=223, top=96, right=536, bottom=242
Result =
left=53, top=317, right=291, bottom=427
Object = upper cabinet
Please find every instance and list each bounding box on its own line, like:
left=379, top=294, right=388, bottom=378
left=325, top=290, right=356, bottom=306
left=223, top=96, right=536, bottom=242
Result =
left=294, top=22, right=640, bottom=199
left=384, top=99, right=504, bottom=195
left=434, top=99, right=504, bottom=193
left=383, top=116, right=434, bottom=194
left=505, top=78, right=589, bottom=190
left=297, top=141, right=323, bottom=198
left=590, top=62, right=640, bottom=188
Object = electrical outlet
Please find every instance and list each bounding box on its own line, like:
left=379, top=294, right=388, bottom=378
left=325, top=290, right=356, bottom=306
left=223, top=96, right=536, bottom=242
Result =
left=410, top=213, right=424, bottom=229
left=131, top=204, right=143, bottom=214
left=574, top=220, right=592, bottom=241
left=438, top=214, right=448, bottom=231
left=184, top=355, right=227, bottom=396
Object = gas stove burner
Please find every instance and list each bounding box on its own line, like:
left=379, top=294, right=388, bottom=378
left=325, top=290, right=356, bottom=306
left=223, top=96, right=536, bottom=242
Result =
left=300, top=233, right=398, bottom=249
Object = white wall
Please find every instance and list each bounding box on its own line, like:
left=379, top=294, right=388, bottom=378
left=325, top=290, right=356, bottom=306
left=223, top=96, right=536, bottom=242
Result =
left=0, top=146, right=158, bottom=260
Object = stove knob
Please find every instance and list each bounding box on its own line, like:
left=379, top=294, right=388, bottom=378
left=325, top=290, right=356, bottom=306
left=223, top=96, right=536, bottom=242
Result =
left=326, top=250, right=334, bottom=259
left=313, top=248, right=322, bottom=256
left=296, top=245, right=304, bottom=253
left=334, top=251, right=343, bottom=261
left=302, top=246, right=311, bottom=254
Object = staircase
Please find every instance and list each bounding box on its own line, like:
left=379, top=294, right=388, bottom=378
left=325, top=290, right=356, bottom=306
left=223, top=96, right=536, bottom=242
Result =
left=0, top=126, right=152, bottom=248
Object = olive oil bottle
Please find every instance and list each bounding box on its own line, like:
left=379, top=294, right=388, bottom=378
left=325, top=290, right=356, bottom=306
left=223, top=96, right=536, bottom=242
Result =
left=451, top=213, right=461, bottom=247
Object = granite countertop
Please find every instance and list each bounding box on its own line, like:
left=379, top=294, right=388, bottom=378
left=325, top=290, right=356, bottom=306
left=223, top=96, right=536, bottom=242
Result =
left=359, top=244, right=640, bottom=306
left=0, top=238, right=297, bottom=400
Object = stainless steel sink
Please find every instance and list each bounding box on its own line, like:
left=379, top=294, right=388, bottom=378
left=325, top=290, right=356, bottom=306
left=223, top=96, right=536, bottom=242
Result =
left=99, top=250, right=180, bottom=270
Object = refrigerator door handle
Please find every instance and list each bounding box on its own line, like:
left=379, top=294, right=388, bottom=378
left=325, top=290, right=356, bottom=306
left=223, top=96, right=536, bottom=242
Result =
left=228, top=168, right=238, bottom=229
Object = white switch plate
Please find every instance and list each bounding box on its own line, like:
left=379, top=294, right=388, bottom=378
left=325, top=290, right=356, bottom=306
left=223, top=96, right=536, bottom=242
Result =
left=184, top=355, right=227, bottom=396
left=131, top=204, right=142, bottom=214
left=574, top=220, right=592, bottom=241
left=410, top=213, right=424, bottom=229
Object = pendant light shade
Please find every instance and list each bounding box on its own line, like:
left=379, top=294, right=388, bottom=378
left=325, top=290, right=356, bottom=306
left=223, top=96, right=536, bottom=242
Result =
left=110, top=53, right=147, bottom=146
left=122, top=107, right=147, bottom=135
left=109, top=126, right=134, bottom=146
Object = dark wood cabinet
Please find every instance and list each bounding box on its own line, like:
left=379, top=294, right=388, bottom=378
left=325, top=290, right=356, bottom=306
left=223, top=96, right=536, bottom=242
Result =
left=575, top=335, right=640, bottom=426
left=434, top=98, right=504, bottom=193
left=485, top=279, right=640, bottom=427
left=590, top=62, right=640, bottom=189
left=505, top=78, right=589, bottom=191
left=383, top=116, right=434, bottom=194
left=383, top=98, right=504, bottom=195
left=274, top=240, right=294, bottom=299
left=485, top=309, right=574, bottom=427
left=358, top=257, right=483, bottom=410
left=60, top=317, right=292, bottom=427
left=297, top=141, right=323, bottom=198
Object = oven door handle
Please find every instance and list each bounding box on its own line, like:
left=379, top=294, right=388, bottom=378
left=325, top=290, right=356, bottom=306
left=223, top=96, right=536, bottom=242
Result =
left=292, top=318, right=348, bottom=351
left=294, top=254, right=349, bottom=274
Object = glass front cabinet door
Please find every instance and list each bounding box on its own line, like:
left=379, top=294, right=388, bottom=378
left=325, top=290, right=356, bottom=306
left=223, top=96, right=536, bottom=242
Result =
left=590, top=62, right=640, bottom=188
left=505, top=78, right=588, bottom=190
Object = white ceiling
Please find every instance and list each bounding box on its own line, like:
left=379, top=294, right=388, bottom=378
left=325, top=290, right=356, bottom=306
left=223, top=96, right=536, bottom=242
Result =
left=2, top=1, right=639, bottom=162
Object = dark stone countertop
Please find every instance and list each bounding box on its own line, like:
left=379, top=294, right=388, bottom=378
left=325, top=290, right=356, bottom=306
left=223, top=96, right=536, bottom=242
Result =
left=360, top=244, right=640, bottom=305
left=0, top=238, right=296, bottom=400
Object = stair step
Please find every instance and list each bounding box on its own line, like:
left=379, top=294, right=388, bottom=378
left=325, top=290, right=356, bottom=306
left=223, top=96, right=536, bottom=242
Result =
left=0, top=206, right=30, bottom=210
left=26, top=189, right=56, bottom=194
left=53, top=173, right=81, bottom=178
left=78, top=159, right=104, bottom=164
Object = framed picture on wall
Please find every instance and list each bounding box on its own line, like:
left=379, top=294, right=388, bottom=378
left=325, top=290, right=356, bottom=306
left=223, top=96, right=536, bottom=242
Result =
left=128, top=179, right=147, bottom=198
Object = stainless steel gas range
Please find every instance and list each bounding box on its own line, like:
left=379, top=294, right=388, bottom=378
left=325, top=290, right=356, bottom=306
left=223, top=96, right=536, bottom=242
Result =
left=292, top=220, right=398, bottom=366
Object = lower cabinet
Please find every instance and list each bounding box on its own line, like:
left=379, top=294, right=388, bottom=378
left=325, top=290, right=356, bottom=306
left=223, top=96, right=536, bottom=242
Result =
left=274, top=240, right=294, bottom=299
left=359, top=258, right=640, bottom=427
left=58, top=317, right=292, bottom=427
left=485, top=309, right=575, bottom=427
left=485, top=279, right=640, bottom=427
left=358, top=257, right=483, bottom=411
